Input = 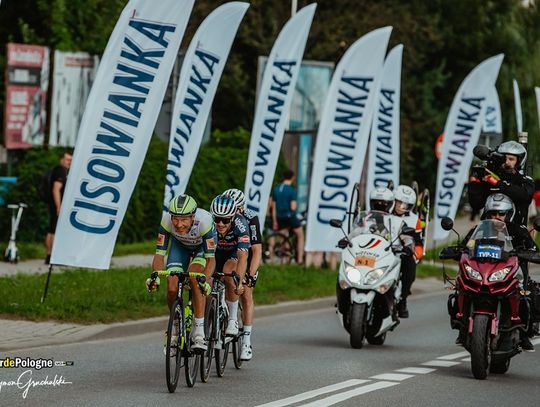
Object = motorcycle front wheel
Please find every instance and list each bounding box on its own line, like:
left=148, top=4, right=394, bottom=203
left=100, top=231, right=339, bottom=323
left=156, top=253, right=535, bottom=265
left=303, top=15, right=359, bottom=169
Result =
left=470, top=314, right=491, bottom=380
left=350, top=303, right=367, bottom=349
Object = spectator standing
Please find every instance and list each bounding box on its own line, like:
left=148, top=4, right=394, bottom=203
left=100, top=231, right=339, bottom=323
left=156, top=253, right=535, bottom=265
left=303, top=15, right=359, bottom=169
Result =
left=271, top=169, right=304, bottom=265
left=45, top=151, right=72, bottom=264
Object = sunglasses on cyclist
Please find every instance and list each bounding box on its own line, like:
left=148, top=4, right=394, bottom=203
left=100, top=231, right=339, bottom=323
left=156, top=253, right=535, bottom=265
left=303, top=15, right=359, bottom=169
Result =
left=214, top=216, right=233, bottom=225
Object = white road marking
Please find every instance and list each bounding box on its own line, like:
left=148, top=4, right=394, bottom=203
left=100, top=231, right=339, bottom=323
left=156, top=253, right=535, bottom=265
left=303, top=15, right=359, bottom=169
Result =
left=422, top=360, right=461, bottom=367
left=369, top=373, right=415, bottom=381
left=254, top=379, right=370, bottom=407
left=298, top=381, right=399, bottom=407
left=436, top=350, right=469, bottom=360
left=395, top=367, right=435, bottom=374
left=532, top=337, right=540, bottom=345
left=461, top=357, right=471, bottom=362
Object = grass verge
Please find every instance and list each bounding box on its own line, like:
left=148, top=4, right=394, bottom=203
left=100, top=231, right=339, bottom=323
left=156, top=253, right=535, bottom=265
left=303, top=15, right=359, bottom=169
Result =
left=0, top=263, right=444, bottom=324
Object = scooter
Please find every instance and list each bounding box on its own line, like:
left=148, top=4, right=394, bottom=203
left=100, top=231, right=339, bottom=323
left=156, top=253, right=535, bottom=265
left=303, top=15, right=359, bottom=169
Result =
left=4, top=202, right=27, bottom=263
left=331, top=211, right=415, bottom=349
left=440, top=217, right=540, bottom=380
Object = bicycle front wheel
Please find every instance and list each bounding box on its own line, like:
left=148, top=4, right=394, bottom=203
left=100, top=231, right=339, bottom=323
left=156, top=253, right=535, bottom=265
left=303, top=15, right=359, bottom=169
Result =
left=184, top=300, right=200, bottom=387
left=165, top=299, right=182, bottom=393
left=215, top=315, right=230, bottom=377
left=200, top=296, right=216, bottom=382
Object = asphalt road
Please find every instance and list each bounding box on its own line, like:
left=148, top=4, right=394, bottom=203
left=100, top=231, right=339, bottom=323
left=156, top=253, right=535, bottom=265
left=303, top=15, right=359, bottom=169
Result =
left=1, top=291, right=540, bottom=407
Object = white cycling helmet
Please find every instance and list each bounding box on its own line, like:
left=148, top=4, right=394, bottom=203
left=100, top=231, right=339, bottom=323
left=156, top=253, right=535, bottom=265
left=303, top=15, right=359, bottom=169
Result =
left=369, top=187, right=394, bottom=213
left=394, top=185, right=416, bottom=212
left=210, top=195, right=237, bottom=218
left=223, top=188, right=245, bottom=210
left=483, top=193, right=515, bottom=222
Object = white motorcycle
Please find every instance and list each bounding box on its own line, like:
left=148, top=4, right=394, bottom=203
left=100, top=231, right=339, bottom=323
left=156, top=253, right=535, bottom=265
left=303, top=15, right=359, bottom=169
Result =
left=331, top=210, right=415, bottom=349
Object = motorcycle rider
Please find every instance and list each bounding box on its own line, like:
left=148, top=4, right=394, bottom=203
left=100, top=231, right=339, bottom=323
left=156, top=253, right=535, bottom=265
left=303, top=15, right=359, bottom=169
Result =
left=392, top=185, right=424, bottom=318
left=459, top=193, right=537, bottom=352
left=469, top=141, right=534, bottom=227
left=342, top=187, right=415, bottom=315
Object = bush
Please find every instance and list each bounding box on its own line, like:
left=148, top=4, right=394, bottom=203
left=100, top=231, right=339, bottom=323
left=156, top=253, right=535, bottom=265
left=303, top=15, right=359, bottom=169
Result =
left=0, top=127, right=288, bottom=245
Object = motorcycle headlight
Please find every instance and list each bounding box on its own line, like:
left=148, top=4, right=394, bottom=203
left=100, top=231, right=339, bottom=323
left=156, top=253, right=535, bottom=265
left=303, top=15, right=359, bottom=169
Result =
left=488, top=266, right=511, bottom=282
left=464, top=263, right=482, bottom=281
left=364, top=267, right=387, bottom=285
left=345, top=264, right=361, bottom=284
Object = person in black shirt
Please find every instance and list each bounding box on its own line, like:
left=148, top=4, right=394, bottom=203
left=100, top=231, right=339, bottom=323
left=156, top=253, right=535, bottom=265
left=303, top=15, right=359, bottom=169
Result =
left=469, top=141, right=534, bottom=227
left=45, top=151, right=72, bottom=264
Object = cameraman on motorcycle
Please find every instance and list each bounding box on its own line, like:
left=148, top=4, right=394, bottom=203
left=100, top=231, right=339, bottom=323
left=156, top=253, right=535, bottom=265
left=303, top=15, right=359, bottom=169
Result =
left=459, top=193, right=537, bottom=352
left=391, top=185, right=424, bottom=318
left=469, top=141, right=534, bottom=227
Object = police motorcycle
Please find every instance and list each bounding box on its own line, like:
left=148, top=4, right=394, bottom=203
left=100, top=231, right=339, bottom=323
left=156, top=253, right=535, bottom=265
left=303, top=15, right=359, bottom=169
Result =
left=331, top=211, right=416, bottom=349
left=440, top=216, right=540, bottom=379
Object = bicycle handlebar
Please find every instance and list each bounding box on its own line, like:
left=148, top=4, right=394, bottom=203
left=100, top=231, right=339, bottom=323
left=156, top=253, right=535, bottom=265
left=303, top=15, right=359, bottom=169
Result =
left=212, top=270, right=241, bottom=288
left=148, top=268, right=209, bottom=294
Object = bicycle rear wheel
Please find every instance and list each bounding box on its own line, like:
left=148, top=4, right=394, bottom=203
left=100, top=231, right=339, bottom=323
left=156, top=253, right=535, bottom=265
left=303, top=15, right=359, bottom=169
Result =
left=215, top=314, right=230, bottom=377
left=165, top=299, right=182, bottom=393
left=271, top=232, right=293, bottom=265
left=200, top=296, right=216, bottom=382
left=233, top=303, right=244, bottom=369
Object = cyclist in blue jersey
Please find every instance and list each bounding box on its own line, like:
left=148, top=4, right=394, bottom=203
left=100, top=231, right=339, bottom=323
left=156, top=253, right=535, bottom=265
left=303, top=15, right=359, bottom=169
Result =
left=210, top=195, right=251, bottom=338
left=223, top=188, right=263, bottom=361
left=271, top=169, right=304, bottom=265
left=150, top=194, right=217, bottom=352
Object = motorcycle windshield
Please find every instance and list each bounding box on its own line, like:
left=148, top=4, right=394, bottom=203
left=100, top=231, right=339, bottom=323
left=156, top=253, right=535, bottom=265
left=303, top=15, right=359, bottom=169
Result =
left=466, top=219, right=514, bottom=260
left=350, top=210, right=403, bottom=242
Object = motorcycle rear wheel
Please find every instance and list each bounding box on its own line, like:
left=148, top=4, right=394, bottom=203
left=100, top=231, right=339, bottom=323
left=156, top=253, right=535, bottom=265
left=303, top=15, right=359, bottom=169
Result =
left=470, top=314, right=491, bottom=380
left=350, top=303, right=367, bottom=349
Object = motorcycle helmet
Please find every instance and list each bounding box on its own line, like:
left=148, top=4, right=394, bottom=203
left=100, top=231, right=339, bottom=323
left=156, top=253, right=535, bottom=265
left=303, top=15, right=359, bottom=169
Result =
left=483, top=193, right=515, bottom=222
left=394, top=185, right=416, bottom=213
left=369, top=187, right=394, bottom=213
left=497, top=141, right=527, bottom=170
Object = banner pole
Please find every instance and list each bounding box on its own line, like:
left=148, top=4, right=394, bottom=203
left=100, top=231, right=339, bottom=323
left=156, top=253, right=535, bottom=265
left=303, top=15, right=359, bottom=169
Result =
left=41, top=264, right=54, bottom=303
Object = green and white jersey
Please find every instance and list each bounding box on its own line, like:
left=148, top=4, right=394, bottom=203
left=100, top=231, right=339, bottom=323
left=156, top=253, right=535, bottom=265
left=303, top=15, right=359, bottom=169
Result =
left=156, top=208, right=216, bottom=256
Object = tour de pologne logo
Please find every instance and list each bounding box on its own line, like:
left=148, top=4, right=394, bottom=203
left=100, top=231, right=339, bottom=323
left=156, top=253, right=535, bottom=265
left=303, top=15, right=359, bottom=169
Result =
left=0, top=357, right=74, bottom=399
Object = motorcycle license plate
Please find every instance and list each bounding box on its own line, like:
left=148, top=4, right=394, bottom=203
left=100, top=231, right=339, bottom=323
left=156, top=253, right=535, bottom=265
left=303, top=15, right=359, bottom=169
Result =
left=475, top=244, right=502, bottom=259
left=355, top=255, right=376, bottom=267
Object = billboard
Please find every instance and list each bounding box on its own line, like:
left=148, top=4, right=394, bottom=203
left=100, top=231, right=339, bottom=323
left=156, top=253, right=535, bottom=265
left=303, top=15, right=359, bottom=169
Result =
left=4, top=43, right=50, bottom=149
left=49, top=51, right=99, bottom=147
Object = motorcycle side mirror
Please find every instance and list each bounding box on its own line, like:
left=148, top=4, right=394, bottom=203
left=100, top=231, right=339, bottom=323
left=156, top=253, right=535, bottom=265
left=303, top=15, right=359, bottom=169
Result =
left=401, top=226, right=416, bottom=236
left=441, top=217, right=454, bottom=231
left=330, top=219, right=343, bottom=228
left=330, top=218, right=352, bottom=248
left=533, top=217, right=540, bottom=232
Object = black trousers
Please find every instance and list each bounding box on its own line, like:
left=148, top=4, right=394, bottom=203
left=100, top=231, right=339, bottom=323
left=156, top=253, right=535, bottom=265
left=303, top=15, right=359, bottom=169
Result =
left=400, top=255, right=416, bottom=298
